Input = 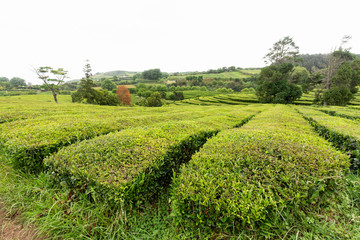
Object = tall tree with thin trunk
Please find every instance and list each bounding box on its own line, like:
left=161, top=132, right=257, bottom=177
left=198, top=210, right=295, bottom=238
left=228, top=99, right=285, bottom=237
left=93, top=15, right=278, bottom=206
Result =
left=324, top=35, right=353, bottom=91
left=35, top=67, right=68, bottom=103
left=264, top=36, right=301, bottom=65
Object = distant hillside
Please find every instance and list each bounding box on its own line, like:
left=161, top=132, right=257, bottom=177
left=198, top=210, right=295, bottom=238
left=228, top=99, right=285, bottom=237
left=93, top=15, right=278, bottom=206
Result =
left=93, top=70, right=139, bottom=80
left=168, top=69, right=261, bottom=81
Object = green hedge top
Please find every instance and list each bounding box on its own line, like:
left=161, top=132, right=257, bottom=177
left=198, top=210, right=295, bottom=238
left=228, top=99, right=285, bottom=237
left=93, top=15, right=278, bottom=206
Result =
left=171, top=105, right=349, bottom=231
left=297, top=106, right=360, bottom=140
left=44, top=109, right=259, bottom=205
left=1, top=104, right=262, bottom=173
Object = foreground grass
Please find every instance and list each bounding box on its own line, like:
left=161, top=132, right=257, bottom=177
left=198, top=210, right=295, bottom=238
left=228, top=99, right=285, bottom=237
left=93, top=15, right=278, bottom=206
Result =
left=1, top=156, right=360, bottom=239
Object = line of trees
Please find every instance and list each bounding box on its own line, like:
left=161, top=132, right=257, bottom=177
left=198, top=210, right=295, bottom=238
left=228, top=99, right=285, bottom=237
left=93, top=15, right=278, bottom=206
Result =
left=71, top=60, right=131, bottom=106
left=256, top=35, right=360, bottom=106
left=0, top=77, right=27, bottom=90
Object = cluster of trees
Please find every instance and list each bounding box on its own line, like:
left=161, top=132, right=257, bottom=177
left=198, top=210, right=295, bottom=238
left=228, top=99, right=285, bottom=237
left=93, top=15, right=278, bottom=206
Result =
left=256, top=36, right=360, bottom=105
left=71, top=61, right=131, bottom=106
left=136, top=91, right=163, bottom=107
left=206, top=66, right=238, bottom=74
left=141, top=68, right=163, bottom=81
left=171, top=66, right=242, bottom=76
left=135, top=83, right=184, bottom=104
left=173, top=76, right=248, bottom=92
left=0, top=77, right=27, bottom=90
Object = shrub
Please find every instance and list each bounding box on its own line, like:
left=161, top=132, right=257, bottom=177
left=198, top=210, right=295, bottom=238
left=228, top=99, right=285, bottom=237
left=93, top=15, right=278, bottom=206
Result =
left=323, top=86, right=354, bottom=106
left=93, top=89, right=119, bottom=106
left=116, top=86, right=132, bottom=106
left=44, top=112, right=257, bottom=208
left=146, top=92, right=163, bottom=107
left=171, top=105, right=348, bottom=234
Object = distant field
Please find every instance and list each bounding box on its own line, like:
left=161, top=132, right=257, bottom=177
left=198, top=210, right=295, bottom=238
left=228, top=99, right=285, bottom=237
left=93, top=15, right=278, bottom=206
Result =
left=167, top=70, right=256, bottom=81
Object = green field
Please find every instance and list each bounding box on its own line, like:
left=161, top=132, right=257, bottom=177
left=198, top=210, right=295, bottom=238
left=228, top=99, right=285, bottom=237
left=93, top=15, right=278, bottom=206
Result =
left=167, top=70, right=258, bottom=81
left=1, top=95, right=360, bottom=239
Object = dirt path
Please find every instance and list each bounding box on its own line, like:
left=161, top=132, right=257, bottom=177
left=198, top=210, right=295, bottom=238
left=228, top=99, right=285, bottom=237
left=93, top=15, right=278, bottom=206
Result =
left=0, top=204, right=45, bottom=240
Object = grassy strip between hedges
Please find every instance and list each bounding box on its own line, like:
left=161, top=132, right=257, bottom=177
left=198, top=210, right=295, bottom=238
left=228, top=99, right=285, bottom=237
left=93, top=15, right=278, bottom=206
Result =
left=44, top=109, right=260, bottom=209
left=296, top=106, right=360, bottom=172
left=171, top=105, right=349, bottom=237
left=0, top=105, right=258, bottom=173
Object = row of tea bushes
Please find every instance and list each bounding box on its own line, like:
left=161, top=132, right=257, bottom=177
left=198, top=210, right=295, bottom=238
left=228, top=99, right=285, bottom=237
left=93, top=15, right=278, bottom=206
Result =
left=176, top=93, right=258, bottom=106
left=171, top=105, right=349, bottom=234
left=44, top=108, right=261, bottom=208
left=1, top=105, right=260, bottom=173
left=296, top=106, right=360, bottom=145
left=296, top=106, right=360, bottom=171
left=0, top=100, right=220, bottom=123
left=316, top=106, right=360, bottom=121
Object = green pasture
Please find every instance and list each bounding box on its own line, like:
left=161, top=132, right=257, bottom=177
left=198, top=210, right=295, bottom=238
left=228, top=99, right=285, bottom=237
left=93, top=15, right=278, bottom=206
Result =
left=167, top=71, right=251, bottom=81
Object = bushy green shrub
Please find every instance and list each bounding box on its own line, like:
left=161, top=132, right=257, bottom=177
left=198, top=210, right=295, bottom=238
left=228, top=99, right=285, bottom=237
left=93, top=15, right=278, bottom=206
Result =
left=0, top=104, right=263, bottom=173
left=93, top=89, right=119, bottom=106
left=323, top=86, right=354, bottom=106
left=44, top=112, right=257, bottom=207
left=171, top=105, right=348, bottom=234
left=136, top=92, right=163, bottom=107
left=297, top=106, right=360, bottom=171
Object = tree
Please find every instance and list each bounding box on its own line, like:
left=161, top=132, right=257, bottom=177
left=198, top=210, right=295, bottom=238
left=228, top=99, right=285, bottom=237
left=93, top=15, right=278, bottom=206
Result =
left=142, top=69, right=162, bottom=81
left=101, top=79, right=116, bottom=91
left=289, top=66, right=311, bottom=93
left=0, top=77, right=10, bottom=90
left=146, top=92, right=162, bottom=107
left=72, top=60, right=119, bottom=106
left=256, top=63, right=302, bottom=104
left=116, top=85, right=132, bottom=105
left=264, top=36, right=301, bottom=65
left=9, top=77, right=26, bottom=88
left=93, top=89, right=119, bottom=106
left=0, top=77, right=9, bottom=83
left=317, top=36, right=360, bottom=106
left=35, top=67, right=68, bottom=103
left=72, top=60, right=98, bottom=104
left=323, top=36, right=354, bottom=92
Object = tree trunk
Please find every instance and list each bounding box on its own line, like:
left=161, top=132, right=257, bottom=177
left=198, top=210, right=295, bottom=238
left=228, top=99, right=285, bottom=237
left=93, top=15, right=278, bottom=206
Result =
left=51, top=89, right=58, bottom=103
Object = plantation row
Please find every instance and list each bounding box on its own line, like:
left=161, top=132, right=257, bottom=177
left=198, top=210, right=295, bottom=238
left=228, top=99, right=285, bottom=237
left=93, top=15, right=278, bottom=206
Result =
left=175, top=93, right=258, bottom=106
left=1, top=96, right=360, bottom=237
left=296, top=106, right=360, bottom=171
left=44, top=109, right=260, bottom=207
left=0, top=104, right=264, bottom=173
left=172, top=105, right=349, bottom=232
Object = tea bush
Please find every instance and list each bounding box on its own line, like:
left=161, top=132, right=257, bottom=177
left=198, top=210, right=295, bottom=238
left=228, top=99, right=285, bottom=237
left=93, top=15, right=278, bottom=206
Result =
left=171, top=105, right=349, bottom=234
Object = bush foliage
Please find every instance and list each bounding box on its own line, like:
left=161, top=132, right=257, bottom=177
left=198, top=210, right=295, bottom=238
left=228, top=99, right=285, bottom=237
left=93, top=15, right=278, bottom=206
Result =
left=44, top=110, right=258, bottom=208
left=171, top=105, right=348, bottom=234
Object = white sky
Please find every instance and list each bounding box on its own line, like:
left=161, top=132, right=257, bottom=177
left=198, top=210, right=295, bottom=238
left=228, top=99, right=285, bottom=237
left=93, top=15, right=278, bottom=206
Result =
left=0, top=0, right=359, bottom=84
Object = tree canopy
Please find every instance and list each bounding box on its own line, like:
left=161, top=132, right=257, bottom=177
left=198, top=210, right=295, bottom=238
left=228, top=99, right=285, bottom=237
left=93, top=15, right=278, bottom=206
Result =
left=35, top=67, right=68, bottom=103
left=101, top=79, right=116, bottom=91
left=264, top=36, right=300, bottom=65
left=9, top=77, right=26, bottom=88
left=256, top=63, right=302, bottom=104
left=142, top=69, right=162, bottom=81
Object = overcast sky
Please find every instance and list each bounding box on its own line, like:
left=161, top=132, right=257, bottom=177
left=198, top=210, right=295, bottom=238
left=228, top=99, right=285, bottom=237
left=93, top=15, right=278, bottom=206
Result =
left=0, top=0, right=359, bottom=84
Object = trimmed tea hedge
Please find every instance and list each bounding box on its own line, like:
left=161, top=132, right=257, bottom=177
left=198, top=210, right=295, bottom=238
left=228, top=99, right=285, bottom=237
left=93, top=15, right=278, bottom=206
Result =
left=297, top=106, right=360, bottom=171
left=1, top=105, right=259, bottom=173
left=171, top=105, right=349, bottom=233
left=317, top=107, right=360, bottom=121
left=44, top=110, right=259, bottom=207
